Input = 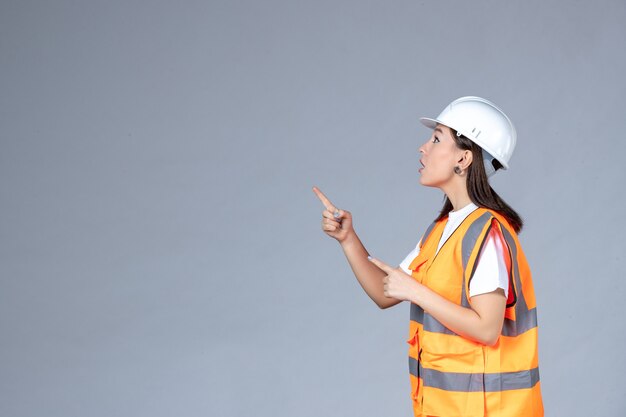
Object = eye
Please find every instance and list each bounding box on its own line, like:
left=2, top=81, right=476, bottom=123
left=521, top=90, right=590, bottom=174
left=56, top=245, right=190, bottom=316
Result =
left=432, top=136, right=440, bottom=143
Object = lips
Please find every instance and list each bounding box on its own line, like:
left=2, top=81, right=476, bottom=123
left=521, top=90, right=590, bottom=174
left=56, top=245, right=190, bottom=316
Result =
left=418, top=159, right=425, bottom=173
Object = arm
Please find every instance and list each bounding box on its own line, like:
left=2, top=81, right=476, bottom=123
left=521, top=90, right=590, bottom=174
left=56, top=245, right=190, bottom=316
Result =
left=312, top=186, right=401, bottom=310
left=409, top=286, right=506, bottom=346
left=341, top=231, right=403, bottom=310
left=369, top=226, right=509, bottom=345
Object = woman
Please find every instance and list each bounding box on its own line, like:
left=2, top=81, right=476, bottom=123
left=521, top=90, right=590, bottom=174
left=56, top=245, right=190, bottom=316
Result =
left=313, top=96, right=543, bottom=416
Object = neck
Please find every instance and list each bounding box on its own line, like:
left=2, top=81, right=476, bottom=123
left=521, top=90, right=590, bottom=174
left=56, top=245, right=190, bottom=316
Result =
left=442, top=180, right=472, bottom=212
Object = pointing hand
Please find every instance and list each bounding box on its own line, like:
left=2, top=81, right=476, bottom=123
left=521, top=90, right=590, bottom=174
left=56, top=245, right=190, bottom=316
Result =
left=312, top=186, right=354, bottom=243
left=368, top=256, right=420, bottom=302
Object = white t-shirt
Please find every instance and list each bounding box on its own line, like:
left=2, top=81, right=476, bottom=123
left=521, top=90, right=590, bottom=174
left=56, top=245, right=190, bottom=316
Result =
left=399, top=203, right=509, bottom=298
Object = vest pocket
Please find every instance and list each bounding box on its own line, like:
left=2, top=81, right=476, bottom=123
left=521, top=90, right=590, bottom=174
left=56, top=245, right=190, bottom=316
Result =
left=420, top=333, right=486, bottom=416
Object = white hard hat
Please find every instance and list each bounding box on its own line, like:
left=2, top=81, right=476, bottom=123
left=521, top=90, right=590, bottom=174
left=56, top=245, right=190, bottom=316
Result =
left=420, top=96, right=517, bottom=176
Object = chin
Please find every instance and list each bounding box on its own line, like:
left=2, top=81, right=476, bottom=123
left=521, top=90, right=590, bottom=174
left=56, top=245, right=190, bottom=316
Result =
left=419, top=175, right=441, bottom=189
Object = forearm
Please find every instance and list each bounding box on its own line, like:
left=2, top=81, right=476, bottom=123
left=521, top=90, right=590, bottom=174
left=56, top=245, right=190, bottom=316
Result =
left=410, top=284, right=504, bottom=346
left=340, top=232, right=401, bottom=309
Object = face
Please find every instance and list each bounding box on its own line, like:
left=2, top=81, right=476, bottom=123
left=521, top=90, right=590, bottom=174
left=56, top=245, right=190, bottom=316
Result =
left=418, top=124, right=467, bottom=188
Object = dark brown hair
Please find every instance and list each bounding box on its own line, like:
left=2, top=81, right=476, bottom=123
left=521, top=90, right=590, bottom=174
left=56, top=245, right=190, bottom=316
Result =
left=436, top=127, right=523, bottom=233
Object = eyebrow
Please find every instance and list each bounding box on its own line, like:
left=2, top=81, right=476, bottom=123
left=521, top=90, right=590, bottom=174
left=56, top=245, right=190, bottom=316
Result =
left=434, top=127, right=444, bottom=134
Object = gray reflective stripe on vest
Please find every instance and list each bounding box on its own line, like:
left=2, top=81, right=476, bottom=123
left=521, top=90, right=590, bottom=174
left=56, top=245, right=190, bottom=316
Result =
left=484, top=367, right=540, bottom=391
left=410, top=307, right=537, bottom=337
left=499, top=225, right=538, bottom=337
left=408, top=357, right=540, bottom=392
left=461, top=211, right=494, bottom=308
left=411, top=303, right=457, bottom=335
left=410, top=302, right=424, bottom=323
left=409, top=356, right=419, bottom=378
left=501, top=309, right=538, bottom=337
left=419, top=221, right=438, bottom=249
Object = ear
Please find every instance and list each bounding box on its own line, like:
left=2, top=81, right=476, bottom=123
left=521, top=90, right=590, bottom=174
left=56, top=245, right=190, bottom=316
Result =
left=457, top=150, right=473, bottom=170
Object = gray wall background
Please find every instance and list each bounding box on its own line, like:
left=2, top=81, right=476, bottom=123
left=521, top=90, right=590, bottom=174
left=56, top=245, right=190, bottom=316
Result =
left=2, top=1, right=625, bottom=416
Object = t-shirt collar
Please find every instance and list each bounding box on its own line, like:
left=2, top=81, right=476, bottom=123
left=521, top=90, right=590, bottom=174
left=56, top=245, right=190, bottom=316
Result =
left=448, top=201, right=479, bottom=221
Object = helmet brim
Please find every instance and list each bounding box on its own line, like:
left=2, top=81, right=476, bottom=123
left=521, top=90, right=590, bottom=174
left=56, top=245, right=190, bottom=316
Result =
left=419, top=117, right=439, bottom=130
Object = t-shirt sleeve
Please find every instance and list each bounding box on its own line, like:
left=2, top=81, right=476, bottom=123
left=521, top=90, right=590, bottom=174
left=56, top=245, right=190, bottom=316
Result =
left=399, top=241, right=421, bottom=275
left=468, top=224, right=510, bottom=298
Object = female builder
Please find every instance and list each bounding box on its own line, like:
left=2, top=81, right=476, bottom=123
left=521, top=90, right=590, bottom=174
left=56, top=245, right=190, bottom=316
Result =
left=313, top=96, right=543, bottom=416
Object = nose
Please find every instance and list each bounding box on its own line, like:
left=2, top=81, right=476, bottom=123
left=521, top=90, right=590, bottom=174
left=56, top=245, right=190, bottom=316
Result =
left=418, top=139, right=428, bottom=154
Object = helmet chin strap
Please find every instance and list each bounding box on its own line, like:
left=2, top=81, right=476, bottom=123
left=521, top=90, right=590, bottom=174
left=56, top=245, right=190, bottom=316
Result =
left=483, top=149, right=497, bottom=178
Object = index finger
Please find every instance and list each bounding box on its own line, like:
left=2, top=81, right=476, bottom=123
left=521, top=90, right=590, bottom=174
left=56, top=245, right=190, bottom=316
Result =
left=367, top=256, right=394, bottom=274
left=312, top=186, right=336, bottom=211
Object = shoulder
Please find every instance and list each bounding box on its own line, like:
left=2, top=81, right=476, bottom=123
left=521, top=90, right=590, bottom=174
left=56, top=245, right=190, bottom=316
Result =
left=461, top=208, right=495, bottom=238
left=477, top=209, right=525, bottom=259
left=459, top=209, right=513, bottom=257
left=474, top=208, right=518, bottom=237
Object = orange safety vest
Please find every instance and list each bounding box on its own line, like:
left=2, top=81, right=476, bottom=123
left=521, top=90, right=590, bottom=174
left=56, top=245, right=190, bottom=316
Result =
left=406, top=207, right=543, bottom=417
